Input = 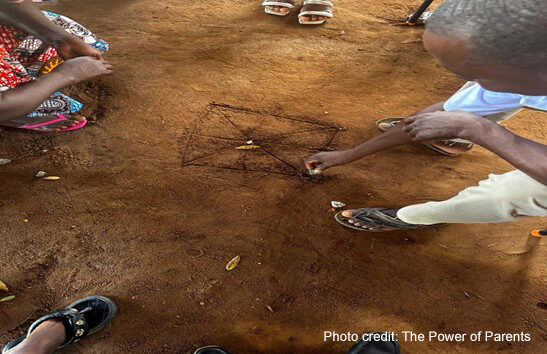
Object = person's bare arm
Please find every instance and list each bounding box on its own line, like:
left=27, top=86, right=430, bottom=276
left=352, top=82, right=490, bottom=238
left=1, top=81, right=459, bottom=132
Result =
left=0, top=0, right=102, bottom=59
left=0, top=0, right=70, bottom=45
left=404, top=111, right=547, bottom=185
left=304, top=123, right=412, bottom=173
left=0, top=71, right=73, bottom=121
left=303, top=102, right=446, bottom=173
left=0, top=57, right=113, bottom=121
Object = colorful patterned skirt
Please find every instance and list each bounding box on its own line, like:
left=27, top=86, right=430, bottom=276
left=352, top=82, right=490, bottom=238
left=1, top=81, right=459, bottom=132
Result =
left=0, top=11, right=109, bottom=119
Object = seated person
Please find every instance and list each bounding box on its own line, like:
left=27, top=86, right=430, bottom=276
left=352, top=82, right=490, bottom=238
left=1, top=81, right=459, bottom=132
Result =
left=0, top=0, right=112, bottom=132
left=304, top=0, right=547, bottom=232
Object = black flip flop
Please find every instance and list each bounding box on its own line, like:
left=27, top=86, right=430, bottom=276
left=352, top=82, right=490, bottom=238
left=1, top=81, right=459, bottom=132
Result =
left=2, top=295, right=117, bottom=353
left=335, top=208, right=424, bottom=232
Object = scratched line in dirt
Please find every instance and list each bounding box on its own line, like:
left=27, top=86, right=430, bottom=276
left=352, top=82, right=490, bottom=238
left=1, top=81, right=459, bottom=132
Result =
left=178, top=103, right=342, bottom=180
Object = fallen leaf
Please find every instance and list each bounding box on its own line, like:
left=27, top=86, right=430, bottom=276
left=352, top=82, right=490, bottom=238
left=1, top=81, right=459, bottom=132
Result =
left=43, top=176, right=60, bottom=180
left=0, top=295, right=15, bottom=302
left=0, top=159, right=11, bottom=166
left=0, top=280, right=8, bottom=292
left=226, top=255, right=240, bottom=271
left=236, top=145, right=260, bottom=150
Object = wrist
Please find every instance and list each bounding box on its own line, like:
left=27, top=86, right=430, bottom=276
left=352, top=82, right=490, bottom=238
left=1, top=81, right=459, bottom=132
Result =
left=461, top=116, right=493, bottom=142
left=458, top=113, right=484, bottom=141
left=338, top=149, right=358, bottom=164
left=42, top=70, right=76, bottom=88
left=47, top=31, right=73, bottom=48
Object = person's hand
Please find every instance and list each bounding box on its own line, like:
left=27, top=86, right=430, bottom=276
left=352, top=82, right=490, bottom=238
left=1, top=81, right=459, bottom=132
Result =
left=56, top=36, right=102, bottom=60
left=402, top=111, right=482, bottom=142
left=304, top=151, right=350, bottom=174
left=56, top=57, right=113, bottom=84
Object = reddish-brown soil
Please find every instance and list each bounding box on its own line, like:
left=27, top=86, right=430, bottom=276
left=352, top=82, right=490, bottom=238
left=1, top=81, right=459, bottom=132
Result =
left=0, top=1, right=545, bottom=353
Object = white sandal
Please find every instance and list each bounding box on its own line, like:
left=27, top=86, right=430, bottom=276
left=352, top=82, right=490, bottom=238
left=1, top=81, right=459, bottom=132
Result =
left=262, top=0, right=295, bottom=16
left=298, top=0, right=334, bottom=25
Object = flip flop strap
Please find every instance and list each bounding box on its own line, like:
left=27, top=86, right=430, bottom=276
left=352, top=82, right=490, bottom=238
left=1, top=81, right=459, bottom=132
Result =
left=0, top=114, right=67, bottom=129
left=262, top=0, right=295, bottom=7
left=353, top=208, right=417, bottom=229
left=303, top=0, right=333, bottom=6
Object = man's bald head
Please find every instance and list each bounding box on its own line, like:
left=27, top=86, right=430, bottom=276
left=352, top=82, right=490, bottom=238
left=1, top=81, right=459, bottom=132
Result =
left=423, top=0, right=547, bottom=94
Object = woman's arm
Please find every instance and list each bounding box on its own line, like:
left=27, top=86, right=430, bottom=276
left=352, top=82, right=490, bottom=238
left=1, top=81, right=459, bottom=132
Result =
left=0, top=0, right=71, bottom=45
left=0, top=71, right=74, bottom=121
left=0, top=0, right=102, bottom=59
left=0, top=57, right=113, bottom=121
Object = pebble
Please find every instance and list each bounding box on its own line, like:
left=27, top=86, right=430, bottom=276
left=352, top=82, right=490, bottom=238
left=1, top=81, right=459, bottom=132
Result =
left=35, top=171, right=47, bottom=178
left=0, top=159, right=11, bottom=166
left=246, top=140, right=253, bottom=145
left=331, top=201, right=346, bottom=208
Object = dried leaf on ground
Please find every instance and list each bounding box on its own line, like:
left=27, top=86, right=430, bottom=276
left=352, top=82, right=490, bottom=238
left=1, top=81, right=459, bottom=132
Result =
left=235, top=145, right=260, bottom=150
left=0, top=295, right=15, bottom=302
left=0, top=280, right=8, bottom=292
left=226, top=255, right=240, bottom=271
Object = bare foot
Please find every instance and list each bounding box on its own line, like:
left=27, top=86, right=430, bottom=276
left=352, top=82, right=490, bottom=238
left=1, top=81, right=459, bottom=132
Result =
left=265, top=5, right=291, bottom=15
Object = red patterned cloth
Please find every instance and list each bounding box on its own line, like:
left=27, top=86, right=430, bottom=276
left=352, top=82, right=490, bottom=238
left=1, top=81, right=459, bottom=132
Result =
left=0, top=25, right=59, bottom=90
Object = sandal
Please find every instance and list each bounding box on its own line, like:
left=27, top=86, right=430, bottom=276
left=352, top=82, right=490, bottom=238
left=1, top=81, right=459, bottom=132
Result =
left=335, top=208, right=426, bottom=232
left=0, top=114, right=87, bottom=132
left=262, top=0, right=295, bottom=16
left=298, top=0, right=334, bottom=25
left=2, top=295, right=117, bottom=353
left=375, top=117, right=474, bottom=156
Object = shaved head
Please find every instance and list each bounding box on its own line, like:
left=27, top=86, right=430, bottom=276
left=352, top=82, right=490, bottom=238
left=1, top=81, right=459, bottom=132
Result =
left=425, top=0, right=547, bottom=71
left=423, top=0, right=547, bottom=95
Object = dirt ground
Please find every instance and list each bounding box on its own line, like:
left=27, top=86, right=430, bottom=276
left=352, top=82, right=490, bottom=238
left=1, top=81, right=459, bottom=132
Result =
left=0, top=0, right=545, bottom=353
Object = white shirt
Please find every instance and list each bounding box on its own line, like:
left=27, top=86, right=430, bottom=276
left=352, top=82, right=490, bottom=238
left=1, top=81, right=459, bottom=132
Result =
left=444, top=82, right=547, bottom=115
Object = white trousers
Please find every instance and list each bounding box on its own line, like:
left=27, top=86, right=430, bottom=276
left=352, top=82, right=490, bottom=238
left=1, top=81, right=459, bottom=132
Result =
left=396, top=81, right=546, bottom=225
left=397, top=170, right=547, bottom=225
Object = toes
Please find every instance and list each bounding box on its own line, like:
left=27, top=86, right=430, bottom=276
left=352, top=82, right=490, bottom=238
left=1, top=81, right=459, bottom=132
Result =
left=341, top=209, right=358, bottom=218
left=378, top=123, right=390, bottom=130
left=72, top=115, right=86, bottom=122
